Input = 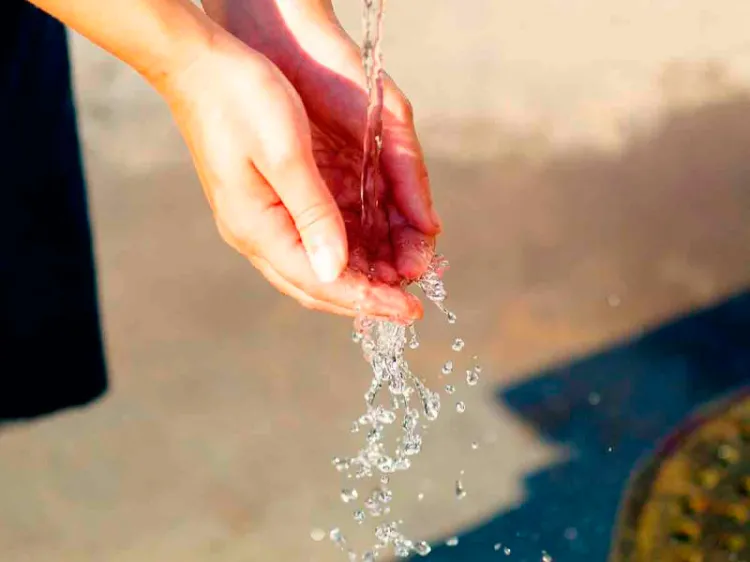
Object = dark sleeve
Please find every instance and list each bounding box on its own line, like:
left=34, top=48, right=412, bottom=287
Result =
left=0, top=1, right=108, bottom=421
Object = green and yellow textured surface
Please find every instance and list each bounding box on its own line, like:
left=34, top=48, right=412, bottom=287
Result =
left=613, top=394, right=750, bottom=562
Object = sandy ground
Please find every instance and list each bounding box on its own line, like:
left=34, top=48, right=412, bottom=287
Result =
left=2, top=1, right=750, bottom=561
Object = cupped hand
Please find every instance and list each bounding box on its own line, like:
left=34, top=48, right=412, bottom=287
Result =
left=208, top=0, right=443, bottom=275
left=168, top=5, right=441, bottom=321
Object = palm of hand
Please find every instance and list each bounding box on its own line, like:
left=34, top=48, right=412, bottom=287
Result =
left=294, top=38, right=439, bottom=287
left=311, top=120, right=411, bottom=287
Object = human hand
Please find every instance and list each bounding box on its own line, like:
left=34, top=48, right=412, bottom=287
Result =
left=162, top=31, right=435, bottom=321
left=199, top=0, right=442, bottom=316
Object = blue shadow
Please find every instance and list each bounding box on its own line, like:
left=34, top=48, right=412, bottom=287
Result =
left=424, top=291, right=750, bottom=561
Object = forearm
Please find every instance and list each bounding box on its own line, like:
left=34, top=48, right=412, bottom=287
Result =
left=29, top=0, right=218, bottom=90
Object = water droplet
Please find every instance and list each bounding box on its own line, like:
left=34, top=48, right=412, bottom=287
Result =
left=378, top=487, right=394, bottom=504
left=446, top=537, right=459, bottom=547
left=494, top=543, right=502, bottom=551
left=414, top=541, right=432, bottom=556
left=375, top=522, right=398, bottom=544
left=377, top=456, right=395, bottom=473
left=452, top=338, right=465, bottom=352
left=310, top=528, right=326, bottom=542
left=456, top=401, right=466, bottom=413
left=333, top=457, right=350, bottom=472
left=363, top=552, right=376, bottom=562
left=341, top=488, right=359, bottom=503
left=362, top=339, right=375, bottom=355
left=504, top=547, right=512, bottom=555
left=394, top=545, right=410, bottom=558
left=367, top=428, right=382, bottom=444
left=542, top=551, right=553, bottom=562
left=352, top=331, right=364, bottom=344
left=473, top=364, right=483, bottom=374
left=417, top=492, right=425, bottom=501
left=364, top=497, right=382, bottom=516
left=394, top=457, right=411, bottom=471
left=354, top=510, right=365, bottom=524
left=380, top=475, right=390, bottom=485
left=455, top=479, right=466, bottom=499
left=471, top=441, right=479, bottom=450
left=374, top=407, right=397, bottom=424
left=447, top=311, right=457, bottom=324
left=351, top=422, right=360, bottom=433
left=330, top=528, right=344, bottom=543
left=403, top=435, right=422, bottom=456
left=466, top=370, right=480, bottom=386
left=445, top=384, right=456, bottom=395
left=408, top=325, right=420, bottom=349
left=422, top=391, right=441, bottom=421
left=441, top=360, right=454, bottom=375
left=588, top=392, right=601, bottom=406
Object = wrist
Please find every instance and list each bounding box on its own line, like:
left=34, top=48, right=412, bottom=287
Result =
left=138, top=5, right=223, bottom=95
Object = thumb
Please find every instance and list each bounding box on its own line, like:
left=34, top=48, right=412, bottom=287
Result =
left=253, top=133, right=347, bottom=284
left=246, top=68, right=348, bottom=283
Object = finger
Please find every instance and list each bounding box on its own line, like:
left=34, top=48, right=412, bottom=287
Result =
left=250, top=256, right=355, bottom=316
left=373, top=261, right=401, bottom=285
left=258, top=246, right=421, bottom=321
left=313, top=268, right=423, bottom=321
left=220, top=165, right=423, bottom=320
left=380, top=77, right=442, bottom=236
left=389, top=206, right=436, bottom=280
left=250, top=79, right=348, bottom=284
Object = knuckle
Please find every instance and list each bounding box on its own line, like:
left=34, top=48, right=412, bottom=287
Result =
left=293, top=200, right=339, bottom=234
left=266, top=141, right=304, bottom=172
left=216, top=218, right=255, bottom=256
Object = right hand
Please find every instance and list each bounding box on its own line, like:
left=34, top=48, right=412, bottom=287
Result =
left=160, top=32, right=425, bottom=321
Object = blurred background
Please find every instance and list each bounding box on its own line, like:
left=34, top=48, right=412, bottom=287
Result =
left=2, top=1, right=750, bottom=561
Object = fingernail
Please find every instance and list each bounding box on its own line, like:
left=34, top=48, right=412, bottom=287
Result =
left=309, top=244, right=342, bottom=283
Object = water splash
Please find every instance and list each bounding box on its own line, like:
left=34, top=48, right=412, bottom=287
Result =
left=326, top=0, right=480, bottom=556
left=330, top=257, right=455, bottom=558
left=455, top=478, right=467, bottom=500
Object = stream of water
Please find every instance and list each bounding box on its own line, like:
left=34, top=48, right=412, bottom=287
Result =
left=359, top=0, right=386, bottom=240
left=323, top=2, right=482, bottom=559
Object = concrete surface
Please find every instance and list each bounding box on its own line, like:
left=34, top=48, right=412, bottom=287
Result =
left=1, top=1, right=750, bottom=561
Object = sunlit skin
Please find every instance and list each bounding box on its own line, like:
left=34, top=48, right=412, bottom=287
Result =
left=29, top=0, right=441, bottom=322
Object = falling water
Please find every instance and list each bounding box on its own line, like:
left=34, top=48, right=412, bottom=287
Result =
left=359, top=0, right=386, bottom=239
left=324, top=1, right=485, bottom=559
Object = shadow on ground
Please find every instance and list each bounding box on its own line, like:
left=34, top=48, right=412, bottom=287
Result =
left=425, top=291, right=750, bottom=561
